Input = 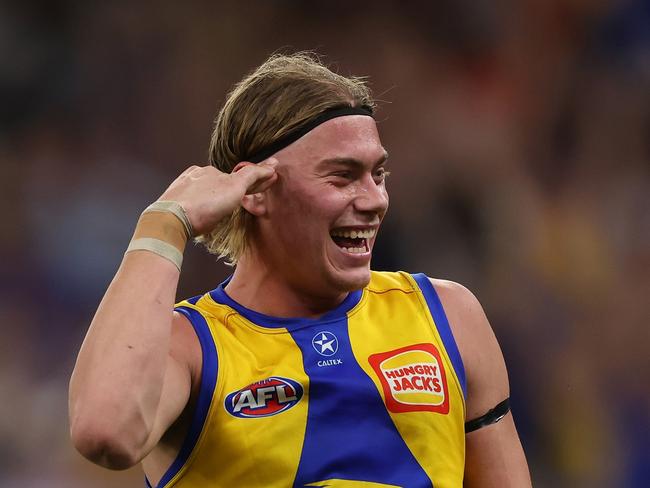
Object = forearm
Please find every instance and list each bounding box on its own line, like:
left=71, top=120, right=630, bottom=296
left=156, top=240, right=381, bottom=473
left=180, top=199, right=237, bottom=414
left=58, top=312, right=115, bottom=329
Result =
left=69, top=222, right=183, bottom=465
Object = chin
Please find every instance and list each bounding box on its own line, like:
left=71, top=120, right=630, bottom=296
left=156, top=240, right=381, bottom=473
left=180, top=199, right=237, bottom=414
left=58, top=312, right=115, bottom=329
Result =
left=329, top=267, right=372, bottom=292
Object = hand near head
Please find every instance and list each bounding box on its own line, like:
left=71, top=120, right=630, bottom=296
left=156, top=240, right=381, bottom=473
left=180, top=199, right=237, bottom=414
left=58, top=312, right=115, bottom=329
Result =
left=157, top=158, right=278, bottom=235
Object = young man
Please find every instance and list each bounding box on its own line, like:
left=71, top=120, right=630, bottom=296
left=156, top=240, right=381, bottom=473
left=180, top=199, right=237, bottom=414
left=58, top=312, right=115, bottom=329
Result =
left=69, top=54, right=531, bottom=487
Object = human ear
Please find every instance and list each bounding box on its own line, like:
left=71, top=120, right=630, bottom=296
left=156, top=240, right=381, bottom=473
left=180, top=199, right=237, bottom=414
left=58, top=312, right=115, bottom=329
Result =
left=234, top=160, right=275, bottom=216
left=241, top=191, right=267, bottom=217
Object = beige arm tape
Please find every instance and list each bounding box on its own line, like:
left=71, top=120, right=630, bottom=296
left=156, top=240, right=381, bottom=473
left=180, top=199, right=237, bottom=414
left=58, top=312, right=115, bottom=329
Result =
left=124, top=203, right=191, bottom=270
left=143, top=201, right=194, bottom=238
left=126, top=238, right=183, bottom=270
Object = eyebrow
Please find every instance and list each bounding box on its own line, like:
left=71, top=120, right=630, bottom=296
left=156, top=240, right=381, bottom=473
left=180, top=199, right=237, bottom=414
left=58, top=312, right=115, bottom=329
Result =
left=316, top=150, right=389, bottom=171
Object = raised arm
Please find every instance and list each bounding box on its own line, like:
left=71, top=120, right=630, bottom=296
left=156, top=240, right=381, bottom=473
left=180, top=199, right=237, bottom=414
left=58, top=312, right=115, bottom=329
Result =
left=68, top=161, right=277, bottom=469
left=432, top=279, right=532, bottom=487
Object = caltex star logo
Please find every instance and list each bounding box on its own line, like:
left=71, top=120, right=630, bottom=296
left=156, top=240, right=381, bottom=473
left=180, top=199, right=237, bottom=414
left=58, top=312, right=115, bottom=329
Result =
left=311, top=331, right=339, bottom=357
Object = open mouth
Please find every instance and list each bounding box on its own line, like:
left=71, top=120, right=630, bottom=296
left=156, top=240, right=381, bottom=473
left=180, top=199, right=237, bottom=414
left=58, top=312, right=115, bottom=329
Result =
left=330, top=228, right=376, bottom=254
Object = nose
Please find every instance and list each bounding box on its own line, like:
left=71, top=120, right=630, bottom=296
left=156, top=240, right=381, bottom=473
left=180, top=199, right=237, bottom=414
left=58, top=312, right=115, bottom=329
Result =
left=354, top=174, right=389, bottom=218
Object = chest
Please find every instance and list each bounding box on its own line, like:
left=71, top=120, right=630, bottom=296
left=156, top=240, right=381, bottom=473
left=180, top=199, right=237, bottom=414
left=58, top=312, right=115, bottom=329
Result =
left=187, top=302, right=465, bottom=487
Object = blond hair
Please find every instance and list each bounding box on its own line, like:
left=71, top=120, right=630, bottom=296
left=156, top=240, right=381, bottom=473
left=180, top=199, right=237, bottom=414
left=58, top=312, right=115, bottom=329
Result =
left=196, top=52, right=375, bottom=264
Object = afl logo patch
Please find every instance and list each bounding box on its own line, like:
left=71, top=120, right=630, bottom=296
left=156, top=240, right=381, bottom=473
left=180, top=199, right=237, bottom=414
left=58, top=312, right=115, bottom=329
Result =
left=369, top=343, right=450, bottom=414
left=224, top=376, right=303, bottom=418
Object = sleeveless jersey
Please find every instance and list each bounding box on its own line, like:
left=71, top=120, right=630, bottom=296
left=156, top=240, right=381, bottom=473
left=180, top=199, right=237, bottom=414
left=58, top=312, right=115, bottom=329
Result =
left=148, top=271, right=467, bottom=488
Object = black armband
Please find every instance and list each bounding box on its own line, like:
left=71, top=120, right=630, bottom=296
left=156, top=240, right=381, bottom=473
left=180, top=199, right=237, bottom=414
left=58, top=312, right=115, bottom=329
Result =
left=465, top=398, right=510, bottom=433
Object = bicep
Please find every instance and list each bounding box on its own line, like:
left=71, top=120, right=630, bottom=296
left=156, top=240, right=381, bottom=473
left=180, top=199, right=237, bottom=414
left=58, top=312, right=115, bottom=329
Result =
left=465, top=413, right=530, bottom=487
left=431, top=279, right=531, bottom=487
left=141, top=312, right=199, bottom=456
left=460, top=308, right=530, bottom=487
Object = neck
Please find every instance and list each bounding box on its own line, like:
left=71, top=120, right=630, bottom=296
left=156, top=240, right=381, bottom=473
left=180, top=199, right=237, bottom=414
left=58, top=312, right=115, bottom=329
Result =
left=225, top=252, right=348, bottom=319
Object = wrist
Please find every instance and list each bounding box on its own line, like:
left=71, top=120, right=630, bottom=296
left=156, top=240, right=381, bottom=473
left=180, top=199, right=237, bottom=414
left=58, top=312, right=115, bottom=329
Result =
left=125, top=204, right=190, bottom=270
left=145, top=200, right=194, bottom=239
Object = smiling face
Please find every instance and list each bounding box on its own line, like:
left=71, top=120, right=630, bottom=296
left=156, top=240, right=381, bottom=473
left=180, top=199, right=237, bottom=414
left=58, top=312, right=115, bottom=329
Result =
left=253, top=115, right=389, bottom=298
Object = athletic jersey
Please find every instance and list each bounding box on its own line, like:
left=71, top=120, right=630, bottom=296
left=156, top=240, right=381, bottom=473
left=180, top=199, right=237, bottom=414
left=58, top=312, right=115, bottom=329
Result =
left=148, top=271, right=467, bottom=488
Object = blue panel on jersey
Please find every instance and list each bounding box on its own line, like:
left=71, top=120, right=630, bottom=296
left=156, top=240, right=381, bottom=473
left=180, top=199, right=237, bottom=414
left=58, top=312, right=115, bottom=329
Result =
left=289, top=318, right=433, bottom=488
left=147, top=305, right=219, bottom=488
left=412, top=273, right=467, bottom=399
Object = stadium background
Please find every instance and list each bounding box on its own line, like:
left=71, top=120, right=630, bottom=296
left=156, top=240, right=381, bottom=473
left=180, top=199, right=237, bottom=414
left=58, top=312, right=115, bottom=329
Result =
left=1, top=1, right=648, bottom=487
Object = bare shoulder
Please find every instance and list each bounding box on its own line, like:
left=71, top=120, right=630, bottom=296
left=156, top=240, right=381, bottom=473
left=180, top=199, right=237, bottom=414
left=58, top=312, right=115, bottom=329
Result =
left=428, top=278, right=485, bottom=332
left=427, top=278, right=494, bottom=363
left=427, top=278, right=509, bottom=419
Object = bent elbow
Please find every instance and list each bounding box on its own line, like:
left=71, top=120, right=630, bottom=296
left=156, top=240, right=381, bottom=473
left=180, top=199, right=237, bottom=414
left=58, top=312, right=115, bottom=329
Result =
left=70, top=420, right=142, bottom=470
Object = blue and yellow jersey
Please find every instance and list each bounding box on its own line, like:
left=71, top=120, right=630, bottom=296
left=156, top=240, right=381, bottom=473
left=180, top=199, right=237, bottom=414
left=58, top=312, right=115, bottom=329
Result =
left=149, top=271, right=467, bottom=488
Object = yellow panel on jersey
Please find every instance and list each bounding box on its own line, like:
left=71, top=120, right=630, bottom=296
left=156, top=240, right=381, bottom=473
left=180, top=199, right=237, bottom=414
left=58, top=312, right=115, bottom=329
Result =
left=149, top=271, right=466, bottom=488
left=305, top=481, right=401, bottom=487
left=349, top=272, right=466, bottom=488
left=158, top=299, right=310, bottom=487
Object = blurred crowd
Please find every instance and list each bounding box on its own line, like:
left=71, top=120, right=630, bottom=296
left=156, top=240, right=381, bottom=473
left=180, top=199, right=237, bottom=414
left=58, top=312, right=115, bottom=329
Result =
left=1, top=1, right=648, bottom=487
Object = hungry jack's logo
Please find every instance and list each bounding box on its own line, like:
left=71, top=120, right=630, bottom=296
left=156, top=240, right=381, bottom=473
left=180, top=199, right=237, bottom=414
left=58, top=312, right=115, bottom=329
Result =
left=369, top=343, right=450, bottom=414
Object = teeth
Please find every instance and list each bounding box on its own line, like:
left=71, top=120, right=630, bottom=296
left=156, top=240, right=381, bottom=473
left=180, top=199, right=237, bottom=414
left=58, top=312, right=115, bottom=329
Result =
left=343, top=247, right=367, bottom=254
left=331, top=228, right=376, bottom=239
